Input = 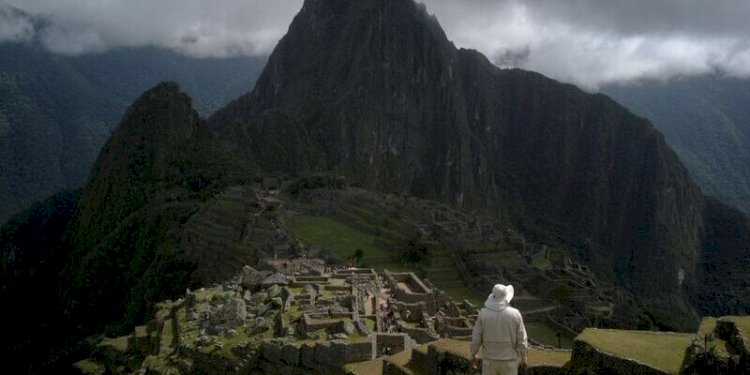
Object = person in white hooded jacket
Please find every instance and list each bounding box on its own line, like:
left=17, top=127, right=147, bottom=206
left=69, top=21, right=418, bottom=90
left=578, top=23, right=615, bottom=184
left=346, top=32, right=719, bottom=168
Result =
left=470, top=284, right=529, bottom=375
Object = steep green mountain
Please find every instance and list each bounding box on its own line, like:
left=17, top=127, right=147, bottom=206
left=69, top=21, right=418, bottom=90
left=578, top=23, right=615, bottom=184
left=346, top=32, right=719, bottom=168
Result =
left=0, top=42, right=265, bottom=224
left=603, top=76, right=750, bottom=213
left=211, top=0, right=705, bottom=328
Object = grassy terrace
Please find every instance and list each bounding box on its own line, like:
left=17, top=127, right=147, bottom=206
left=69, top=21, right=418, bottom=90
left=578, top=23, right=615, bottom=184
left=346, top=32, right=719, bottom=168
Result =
left=698, top=317, right=729, bottom=356
left=435, top=285, right=484, bottom=307
left=424, top=339, right=571, bottom=368
left=724, top=316, right=750, bottom=337
left=344, top=358, right=385, bottom=375
left=290, top=215, right=410, bottom=272
left=527, top=322, right=574, bottom=349
left=290, top=215, right=563, bottom=349
left=292, top=216, right=483, bottom=306
left=576, top=329, right=694, bottom=374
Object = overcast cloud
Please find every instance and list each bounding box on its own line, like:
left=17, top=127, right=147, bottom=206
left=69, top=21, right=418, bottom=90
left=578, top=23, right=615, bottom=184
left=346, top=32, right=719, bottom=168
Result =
left=2, top=0, right=750, bottom=88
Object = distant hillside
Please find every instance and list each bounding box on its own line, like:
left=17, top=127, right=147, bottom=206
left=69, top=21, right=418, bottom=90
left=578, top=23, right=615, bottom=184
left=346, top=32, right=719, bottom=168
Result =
left=0, top=42, right=265, bottom=224
left=603, top=76, right=750, bottom=213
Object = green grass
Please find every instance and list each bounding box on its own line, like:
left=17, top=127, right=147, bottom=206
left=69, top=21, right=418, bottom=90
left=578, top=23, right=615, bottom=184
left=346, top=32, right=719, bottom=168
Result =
left=699, top=317, right=718, bottom=337
left=345, top=358, right=385, bottom=375
left=364, top=317, right=376, bottom=332
left=433, top=284, right=484, bottom=307
left=531, top=257, right=551, bottom=270
left=528, top=348, right=571, bottom=367
left=99, top=335, right=129, bottom=353
left=291, top=215, right=410, bottom=272
left=724, top=316, right=750, bottom=336
left=73, top=359, right=105, bottom=375
left=526, top=322, right=573, bottom=349
left=160, top=318, right=175, bottom=354
left=576, top=329, right=694, bottom=374
left=698, top=317, right=729, bottom=357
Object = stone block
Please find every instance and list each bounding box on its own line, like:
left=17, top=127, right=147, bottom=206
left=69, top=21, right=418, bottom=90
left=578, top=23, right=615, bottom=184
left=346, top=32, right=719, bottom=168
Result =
left=281, top=344, right=300, bottom=365
left=300, top=343, right=316, bottom=369
left=315, top=342, right=338, bottom=366
left=261, top=341, right=283, bottom=365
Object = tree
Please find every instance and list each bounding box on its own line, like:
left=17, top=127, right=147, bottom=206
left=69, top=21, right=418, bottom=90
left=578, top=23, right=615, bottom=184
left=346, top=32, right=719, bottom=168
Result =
left=352, top=248, right=365, bottom=267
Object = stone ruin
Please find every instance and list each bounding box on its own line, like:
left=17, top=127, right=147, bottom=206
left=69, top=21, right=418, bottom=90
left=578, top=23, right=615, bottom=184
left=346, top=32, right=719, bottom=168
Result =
left=73, top=255, right=750, bottom=375
left=73, top=259, right=487, bottom=374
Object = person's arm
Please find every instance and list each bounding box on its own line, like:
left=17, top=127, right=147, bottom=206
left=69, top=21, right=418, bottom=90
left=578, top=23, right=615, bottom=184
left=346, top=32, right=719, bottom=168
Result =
left=470, top=314, right=483, bottom=360
left=516, top=313, right=529, bottom=366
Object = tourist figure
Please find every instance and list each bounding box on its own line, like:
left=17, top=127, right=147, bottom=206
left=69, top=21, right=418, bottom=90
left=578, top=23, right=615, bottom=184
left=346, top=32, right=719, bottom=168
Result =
left=470, top=284, right=528, bottom=375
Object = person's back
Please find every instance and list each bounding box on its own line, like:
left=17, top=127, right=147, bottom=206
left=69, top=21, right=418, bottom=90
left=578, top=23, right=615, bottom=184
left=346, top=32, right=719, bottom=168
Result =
left=471, top=284, right=528, bottom=375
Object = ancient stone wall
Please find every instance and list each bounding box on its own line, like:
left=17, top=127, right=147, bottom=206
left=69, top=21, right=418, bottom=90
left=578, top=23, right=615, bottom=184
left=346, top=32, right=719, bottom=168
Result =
left=388, top=272, right=436, bottom=314
left=261, top=339, right=374, bottom=374
left=376, top=333, right=409, bottom=355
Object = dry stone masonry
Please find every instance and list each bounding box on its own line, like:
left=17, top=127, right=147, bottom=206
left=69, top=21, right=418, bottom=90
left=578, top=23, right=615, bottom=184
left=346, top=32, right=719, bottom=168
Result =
left=74, top=259, right=486, bottom=374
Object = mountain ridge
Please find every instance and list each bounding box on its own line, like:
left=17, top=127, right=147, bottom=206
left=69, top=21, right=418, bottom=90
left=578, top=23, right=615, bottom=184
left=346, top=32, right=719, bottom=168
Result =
left=0, top=42, right=265, bottom=224
left=603, top=76, right=750, bottom=214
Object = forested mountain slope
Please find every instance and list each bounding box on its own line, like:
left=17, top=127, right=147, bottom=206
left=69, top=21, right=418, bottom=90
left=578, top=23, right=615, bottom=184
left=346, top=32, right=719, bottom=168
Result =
left=604, top=76, right=750, bottom=213
left=0, top=42, right=265, bottom=224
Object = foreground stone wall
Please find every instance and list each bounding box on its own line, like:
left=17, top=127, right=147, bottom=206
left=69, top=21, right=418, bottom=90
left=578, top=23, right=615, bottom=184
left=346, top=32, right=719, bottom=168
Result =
left=260, top=338, right=374, bottom=374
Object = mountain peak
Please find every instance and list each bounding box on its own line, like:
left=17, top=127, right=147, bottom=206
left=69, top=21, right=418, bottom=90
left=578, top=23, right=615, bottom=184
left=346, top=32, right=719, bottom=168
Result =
left=212, top=0, right=454, bottom=123
left=208, top=0, right=710, bottom=328
left=75, top=81, right=199, bottom=231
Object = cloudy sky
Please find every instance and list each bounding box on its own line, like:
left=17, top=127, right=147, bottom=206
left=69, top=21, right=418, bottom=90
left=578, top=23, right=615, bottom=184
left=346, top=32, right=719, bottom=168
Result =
left=2, top=0, right=750, bottom=89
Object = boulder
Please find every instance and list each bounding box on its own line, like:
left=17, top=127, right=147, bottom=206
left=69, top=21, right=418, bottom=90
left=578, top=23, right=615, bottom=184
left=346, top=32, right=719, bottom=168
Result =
left=281, top=344, right=300, bottom=365
left=303, top=284, right=317, bottom=296
left=300, top=343, right=316, bottom=368
left=262, top=273, right=289, bottom=286
left=240, top=265, right=264, bottom=289
left=250, top=292, right=268, bottom=305
left=268, top=284, right=282, bottom=298
left=342, top=320, right=356, bottom=335
left=210, top=298, right=247, bottom=327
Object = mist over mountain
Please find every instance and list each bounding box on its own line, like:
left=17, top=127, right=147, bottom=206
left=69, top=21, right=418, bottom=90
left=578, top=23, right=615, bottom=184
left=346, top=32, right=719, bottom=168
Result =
left=0, top=42, right=265, bottom=224
left=604, top=76, right=750, bottom=214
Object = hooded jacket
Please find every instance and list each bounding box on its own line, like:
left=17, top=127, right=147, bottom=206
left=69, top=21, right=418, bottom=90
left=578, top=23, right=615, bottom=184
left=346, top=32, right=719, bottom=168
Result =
left=470, top=303, right=529, bottom=361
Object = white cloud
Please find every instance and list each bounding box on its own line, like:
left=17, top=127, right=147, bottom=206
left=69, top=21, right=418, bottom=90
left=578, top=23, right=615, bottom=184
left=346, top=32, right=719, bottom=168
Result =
left=0, top=5, right=34, bottom=42
left=7, top=0, right=301, bottom=57
left=2, top=0, right=750, bottom=87
left=422, top=0, right=750, bottom=88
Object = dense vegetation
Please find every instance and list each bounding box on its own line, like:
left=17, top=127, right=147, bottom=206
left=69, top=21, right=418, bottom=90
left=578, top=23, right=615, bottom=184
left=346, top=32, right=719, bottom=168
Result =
left=0, top=42, right=265, bottom=224
left=604, top=76, right=750, bottom=213
left=0, top=190, right=80, bottom=373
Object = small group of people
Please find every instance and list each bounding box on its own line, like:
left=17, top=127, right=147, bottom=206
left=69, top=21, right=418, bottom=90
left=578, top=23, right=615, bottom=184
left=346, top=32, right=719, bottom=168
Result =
left=470, top=284, right=529, bottom=375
